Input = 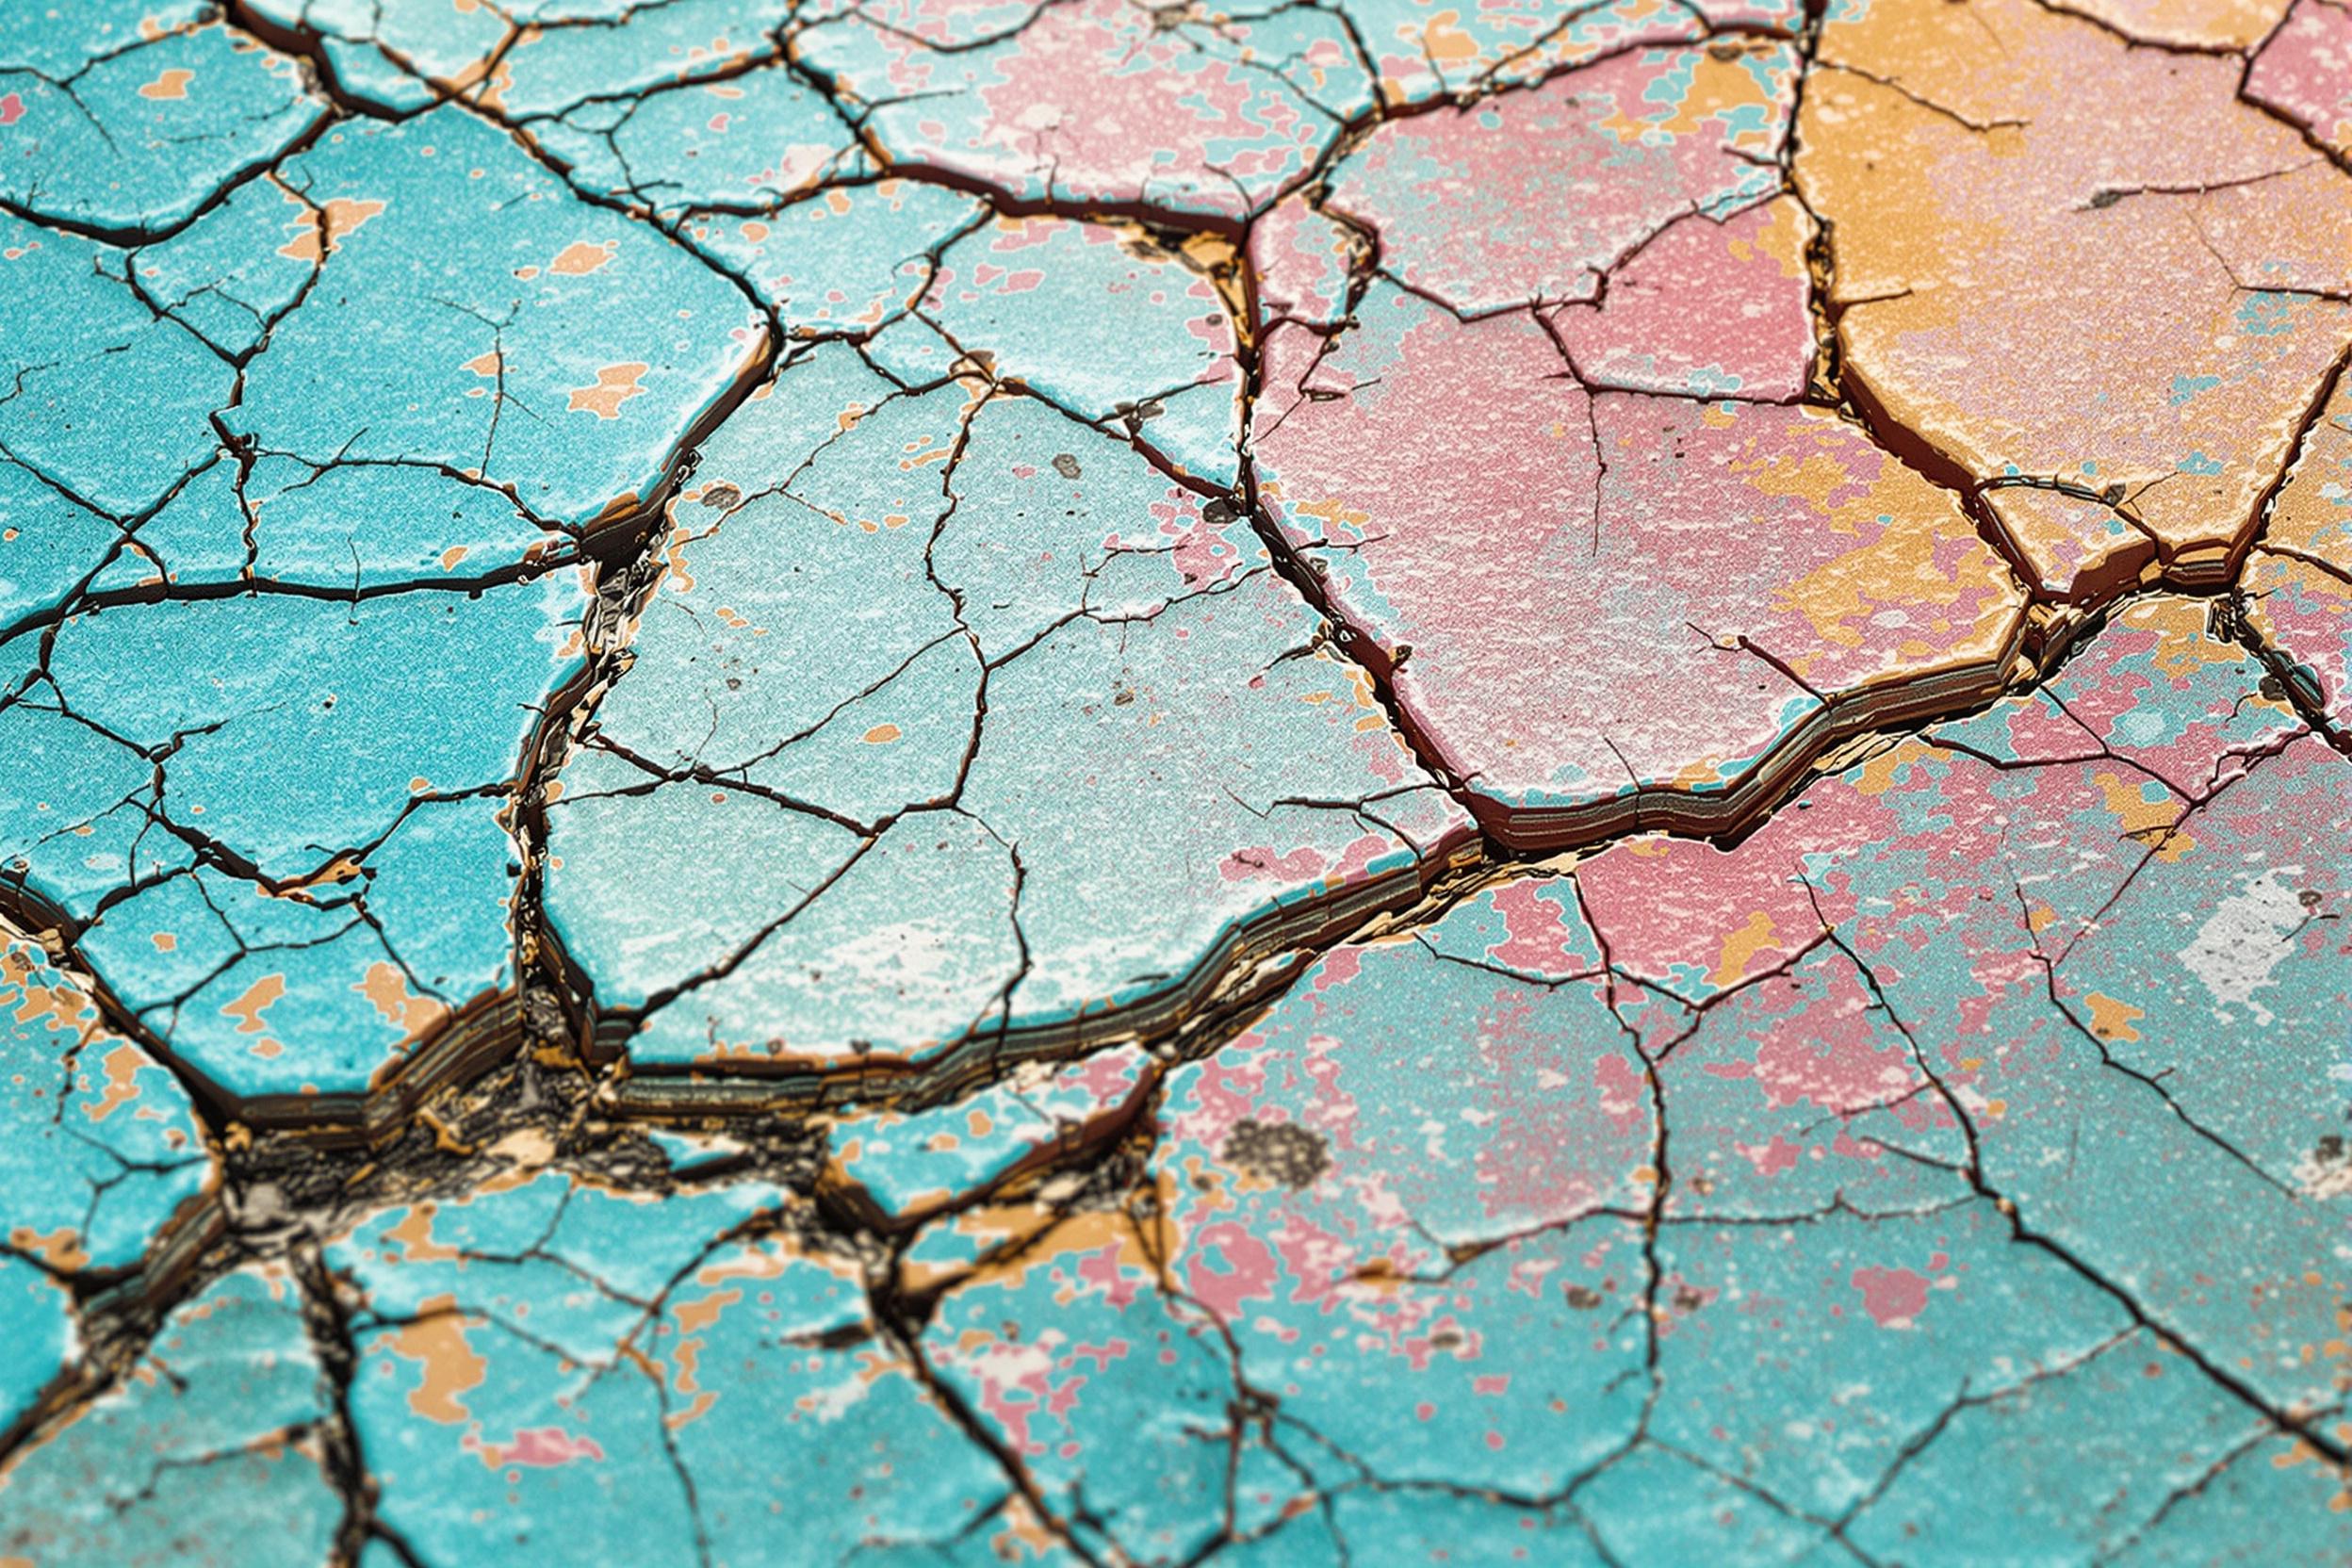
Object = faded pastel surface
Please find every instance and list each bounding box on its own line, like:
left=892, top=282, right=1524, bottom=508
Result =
left=0, top=4, right=2347, bottom=1564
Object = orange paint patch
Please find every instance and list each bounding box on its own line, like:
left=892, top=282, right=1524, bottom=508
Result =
left=381, top=1202, right=464, bottom=1266
left=1418, top=13, right=1479, bottom=66
left=2092, top=770, right=2183, bottom=849
left=79, top=1043, right=149, bottom=1124
left=356, top=961, right=452, bottom=1044
left=568, top=363, right=649, bottom=420
left=862, top=724, right=902, bottom=744
left=222, top=973, right=286, bottom=1035
left=548, top=239, right=617, bottom=276
left=8, top=1225, right=88, bottom=1273
left=277, top=197, right=385, bottom=262
left=324, top=197, right=386, bottom=248
left=138, top=68, right=194, bottom=101
left=1708, top=910, right=1781, bottom=989
left=662, top=1283, right=743, bottom=1430
left=386, top=1301, right=489, bottom=1426
left=2084, top=991, right=2145, bottom=1044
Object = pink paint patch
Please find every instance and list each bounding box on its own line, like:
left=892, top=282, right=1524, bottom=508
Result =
left=1486, top=880, right=1592, bottom=974
left=2247, top=0, right=2352, bottom=154
left=1311, top=946, right=1363, bottom=990
left=492, top=1427, right=607, bottom=1467
left=1592, top=1052, right=1648, bottom=1135
left=1329, top=832, right=1393, bottom=882
left=1851, top=1266, right=1930, bottom=1329
left=1553, top=198, right=1815, bottom=400
left=1183, top=1220, right=1282, bottom=1316
left=1327, top=48, right=1793, bottom=315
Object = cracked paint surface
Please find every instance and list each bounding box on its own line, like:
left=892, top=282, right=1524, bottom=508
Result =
left=0, top=2, right=2348, bottom=1564
left=0, top=922, right=214, bottom=1433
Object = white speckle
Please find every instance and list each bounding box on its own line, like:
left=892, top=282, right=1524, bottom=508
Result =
left=2294, top=1149, right=2352, bottom=1200
left=2176, top=870, right=2306, bottom=1026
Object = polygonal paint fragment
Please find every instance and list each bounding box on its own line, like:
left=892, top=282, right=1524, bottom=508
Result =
left=546, top=347, right=1470, bottom=1086
left=261, top=0, right=783, bottom=122
left=48, top=582, right=562, bottom=879
left=2066, top=0, right=2295, bottom=49
left=1326, top=41, right=1798, bottom=317
left=480, top=0, right=797, bottom=124
left=0, top=19, right=322, bottom=235
left=905, top=215, right=1246, bottom=485
left=829, top=1044, right=1157, bottom=1223
left=684, top=179, right=986, bottom=336
left=74, top=453, right=561, bottom=598
left=1255, top=288, right=2026, bottom=844
left=1551, top=194, right=1815, bottom=400
left=1333, top=0, right=1740, bottom=106
left=229, top=105, right=766, bottom=531
left=2242, top=370, right=2352, bottom=728
left=2249, top=0, right=2352, bottom=156
left=13, top=574, right=586, bottom=1116
left=238, top=0, right=510, bottom=110
left=128, top=174, right=322, bottom=359
left=0, top=218, right=237, bottom=519
left=0, top=463, right=125, bottom=645
left=525, top=40, right=861, bottom=215
left=0, top=1265, right=341, bottom=1568
left=335, top=1166, right=1013, bottom=1566
left=0, top=3, right=205, bottom=80
left=1799, top=0, right=2352, bottom=592
left=1247, top=196, right=1361, bottom=330
left=1982, top=483, right=2161, bottom=604
left=0, top=919, right=214, bottom=1434
left=0, top=923, right=212, bottom=1275
left=800, top=0, right=1371, bottom=220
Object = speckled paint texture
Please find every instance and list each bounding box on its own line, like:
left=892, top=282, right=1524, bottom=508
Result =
left=0, top=2, right=2347, bottom=1564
